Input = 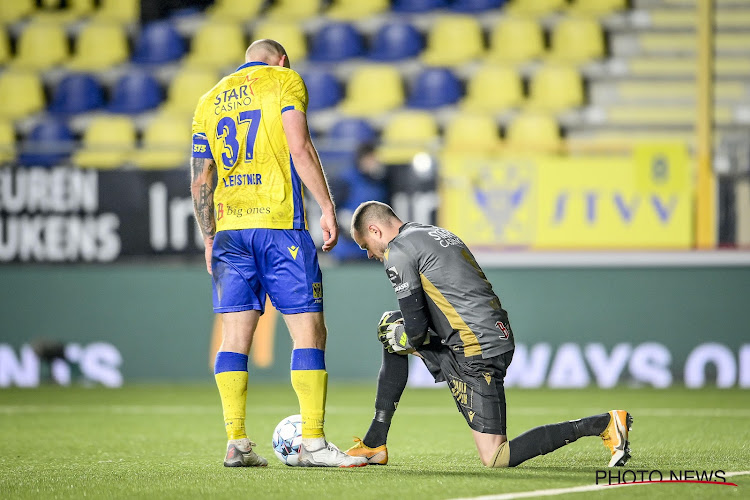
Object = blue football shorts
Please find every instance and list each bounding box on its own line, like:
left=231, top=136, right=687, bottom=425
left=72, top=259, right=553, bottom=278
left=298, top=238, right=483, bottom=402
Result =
left=211, top=228, right=324, bottom=315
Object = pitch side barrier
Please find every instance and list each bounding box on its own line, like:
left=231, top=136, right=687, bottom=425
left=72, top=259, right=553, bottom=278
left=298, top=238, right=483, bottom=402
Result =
left=0, top=263, right=748, bottom=388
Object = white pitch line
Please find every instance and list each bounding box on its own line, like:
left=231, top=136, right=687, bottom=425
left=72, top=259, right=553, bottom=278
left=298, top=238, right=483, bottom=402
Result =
left=449, top=471, right=750, bottom=500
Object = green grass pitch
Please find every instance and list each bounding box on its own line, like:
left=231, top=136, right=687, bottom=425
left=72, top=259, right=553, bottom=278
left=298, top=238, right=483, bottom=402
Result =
left=1, top=384, right=748, bottom=499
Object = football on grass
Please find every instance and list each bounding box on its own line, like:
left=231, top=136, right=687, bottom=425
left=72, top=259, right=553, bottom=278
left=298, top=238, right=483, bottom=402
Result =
left=272, top=414, right=303, bottom=466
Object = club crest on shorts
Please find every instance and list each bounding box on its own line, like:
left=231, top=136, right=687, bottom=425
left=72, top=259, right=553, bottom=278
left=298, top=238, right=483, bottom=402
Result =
left=312, top=282, right=323, bottom=299
left=495, top=321, right=509, bottom=340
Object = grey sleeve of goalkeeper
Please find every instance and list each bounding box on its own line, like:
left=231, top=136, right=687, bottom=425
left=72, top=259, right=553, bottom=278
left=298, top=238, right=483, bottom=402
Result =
left=398, top=292, right=430, bottom=348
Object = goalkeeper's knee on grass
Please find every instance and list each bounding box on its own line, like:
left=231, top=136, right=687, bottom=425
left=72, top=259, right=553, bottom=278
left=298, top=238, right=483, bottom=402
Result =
left=488, top=442, right=510, bottom=468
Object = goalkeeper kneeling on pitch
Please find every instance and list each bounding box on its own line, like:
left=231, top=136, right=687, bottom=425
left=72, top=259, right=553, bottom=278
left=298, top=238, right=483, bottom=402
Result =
left=344, top=201, right=633, bottom=468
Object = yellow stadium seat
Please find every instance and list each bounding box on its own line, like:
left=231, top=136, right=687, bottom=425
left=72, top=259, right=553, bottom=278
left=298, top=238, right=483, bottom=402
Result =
left=506, top=0, right=566, bottom=17
left=327, top=0, right=389, bottom=20
left=378, top=111, right=438, bottom=164
left=461, top=65, right=523, bottom=114
left=0, top=0, right=35, bottom=24
left=421, top=15, right=484, bottom=67
left=36, top=0, right=94, bottom=24
left=252, top=21, right=307, bottom=63
left=0, top=120, right=16, bottom=164
left=133, top=114, right=192, bottom=170
left=0, top=28, right=10, bottom=65
left=339, top=65, right=404, bottom=117
left=207, top=0, right=264, bottom=21
left=161, top=68, right=220, bottom=117
left=267, top=0, right=322, bottom=20
left=13, top=20, right=69, bottom=70
left=72, top=116, right=136, bottom=169
left=68, top=21, right=129, bottom=71
left=568, top=0, right=626, bottom=16
left=486, top=16, right=544, bottom=64
left=549, top=16, right=604, bottom=63
left=505, top=112, right=561, bottom=154
left=0, top=70, right=45, bottom=120
left=94, top=0, right=139, bottom=24
left=528, top=64, right=583, bottom=111
left=443, top=114, right=501, bottom=154
left=185, top=21, right=246, bottom=70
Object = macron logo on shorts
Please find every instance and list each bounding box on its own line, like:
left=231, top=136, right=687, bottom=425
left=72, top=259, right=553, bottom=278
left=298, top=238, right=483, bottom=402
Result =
left=288, top=246, right=299, bottom=259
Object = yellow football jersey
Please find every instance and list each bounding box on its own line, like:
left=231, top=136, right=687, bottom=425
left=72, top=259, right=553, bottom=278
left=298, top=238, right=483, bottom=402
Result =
left=192, top=62, right=309, bottom=231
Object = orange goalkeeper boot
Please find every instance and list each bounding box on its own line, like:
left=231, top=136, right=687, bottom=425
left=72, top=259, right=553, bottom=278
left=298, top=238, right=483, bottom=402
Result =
left=345, top=437, right=388, bottom=465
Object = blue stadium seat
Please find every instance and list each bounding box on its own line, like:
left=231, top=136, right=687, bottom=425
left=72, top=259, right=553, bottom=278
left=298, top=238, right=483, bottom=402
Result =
left=108, top=71, right=163, bottom=114
left=450, top=0, right=505, bottom=12
left=328, top=118, right=377, bottom=146
left=308, top=23, right=364, bottom=62
left=407, top=68, right=463, bottom=108
left=49, top=74, right=104, bottom=114
left=302, top=70, right=343, bottom=110
left=369, top=22, right=423, bottom=61
left=392, top=0, right=448, bottom=12
left=18, top=118, right=74, bottom=167
left=133, top=21, right=186, bottom=64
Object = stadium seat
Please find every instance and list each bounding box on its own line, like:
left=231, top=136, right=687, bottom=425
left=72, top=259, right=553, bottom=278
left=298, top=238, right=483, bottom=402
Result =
left=505, top=112, right=561, bottom=154
left=369, top=22, right=423, bottom=61
left=133, top=22, right=186, bottom=64
left=184, top=21, right=246, bottom=70
left=328, top=118, right=377, bottom=147
left=548, top=16, right=604, bottom=63
left=68, top=21, right=129, bottom=71
left=161, top=68, right=219, bottom=117
left=18, top=118, right=74, bottom=167
left=94, top=0, right=139, bottom=24
left=0, top=28, right=10, bottom=65
left=505, top=0, right=565, bottom=17
left=461, top=65, right=522, bottom=114
left=378, top=111, right=439, bottom=164
left=0, top=70, right=45, bottom=120
left=421, top=15, right=484, bottom=66
left=207, top=0, right=264, bottom=21
left=339, top=65, right=404, bottom=117
left=528, top=64, right=583, bottom=111
left=450, top=0, right=505, bottom=12
left=443, top=114, right=501, bottom=154
left=0, top=120, right=16, bottom=164
left=266, top=0, right=321, bottom=20
left=109, top=71, right=163, bottom=114
left=133, top=114, right=192, bottom=170
left=13, top=20, right=69, bottom=70
left=486, top=16, right=544, bottom=64
left=392, top=0, right=448, bottom=12
left=408, top=68, right=462, bottom=109
left=327, top=0, right=389, bottom=20
left=309, top=23, right=365, bottom=62
left=569, top=0, right=626, bottom=16
left=253, top=21, right=307, bottom=63
left=35, top=0, right=94, bottom=24
left=302, top=70, right=343, bottom=111
left=0, top=0, right=34, bottom=24
left=73, top=115, right=136, bottom=169
left=49, top=74, right=105, bottom=114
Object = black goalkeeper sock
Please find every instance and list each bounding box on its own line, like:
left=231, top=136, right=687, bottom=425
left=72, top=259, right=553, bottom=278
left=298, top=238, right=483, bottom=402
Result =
left=507, top=413, right=611, bottom=467
left=363, top=349, right=409, bottom=448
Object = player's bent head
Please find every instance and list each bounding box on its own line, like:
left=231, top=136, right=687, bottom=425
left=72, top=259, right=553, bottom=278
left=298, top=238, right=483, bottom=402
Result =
left=350, top=201, right=399, bottom=239
left=246, top=39, right=290, bottom=68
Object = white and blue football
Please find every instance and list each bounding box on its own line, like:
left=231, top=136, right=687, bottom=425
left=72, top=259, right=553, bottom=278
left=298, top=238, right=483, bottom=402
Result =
left=272, top=414, right=303, bottom=466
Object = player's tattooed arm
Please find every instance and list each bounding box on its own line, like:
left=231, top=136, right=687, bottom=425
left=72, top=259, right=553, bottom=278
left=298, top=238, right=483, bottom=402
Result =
left=190, top=156, right=217, bottom=241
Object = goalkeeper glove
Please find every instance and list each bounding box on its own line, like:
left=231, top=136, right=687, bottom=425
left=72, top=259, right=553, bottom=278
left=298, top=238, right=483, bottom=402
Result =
left=377, top=310, right=413, bottom=355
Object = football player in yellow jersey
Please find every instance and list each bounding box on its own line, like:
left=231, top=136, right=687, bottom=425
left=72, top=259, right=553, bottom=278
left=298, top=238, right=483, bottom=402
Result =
left=190, top=39, right=367, bottom=468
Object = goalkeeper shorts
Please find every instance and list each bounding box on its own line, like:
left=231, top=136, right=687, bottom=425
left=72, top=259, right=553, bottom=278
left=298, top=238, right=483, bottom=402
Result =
left=420, top=345, right=514, bottom=435
left=211, top=228, right=324, bottom=315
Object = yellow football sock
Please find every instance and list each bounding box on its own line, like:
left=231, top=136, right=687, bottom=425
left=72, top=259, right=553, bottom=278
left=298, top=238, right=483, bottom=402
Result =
left=214, top=352, right=249, bottom=441
left=290, top=348, right=327, bottom=439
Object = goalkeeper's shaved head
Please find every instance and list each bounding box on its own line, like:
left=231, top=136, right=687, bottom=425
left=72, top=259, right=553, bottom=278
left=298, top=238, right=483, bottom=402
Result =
left=351, top=201, right=400, bottom=238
